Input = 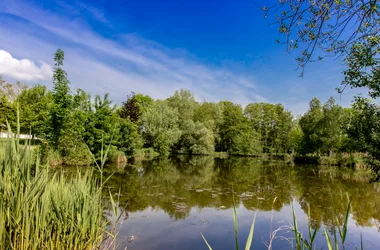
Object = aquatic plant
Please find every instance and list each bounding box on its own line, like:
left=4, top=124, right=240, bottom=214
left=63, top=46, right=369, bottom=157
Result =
left=201, top=195, right=364, bottom=250
left=0, top=120, right=117, bottom=249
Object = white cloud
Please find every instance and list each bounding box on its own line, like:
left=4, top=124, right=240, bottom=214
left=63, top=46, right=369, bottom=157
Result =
left=0, top=0, right=269, bottom=106
left=0, top=50, right=52, bottom=81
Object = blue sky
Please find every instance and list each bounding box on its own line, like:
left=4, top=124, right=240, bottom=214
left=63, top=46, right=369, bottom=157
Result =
left=0, top=0, right=362, bottom=114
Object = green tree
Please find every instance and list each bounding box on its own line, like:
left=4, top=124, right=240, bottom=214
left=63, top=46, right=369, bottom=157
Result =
left=119, top=93, right=153, bottom=123
left=245, top=103, right=293, bottom=153
left=265, top=0, right=380, bottom=78
left=299, top=97, right=347, bottom=155
left=49, top=49, right=72, bottom=149
left=0, top=77, right=23, bottom=129
left=288, top=120, right=304, bottom=153
left=178, top=120, right=215, bottom=155
left=167, top=89, right=198, bottom=125
left=141, top=100, right=181, bottom=155
left=17, top=85, right=53, bottom=136
left=85, top=94, right=119, bottom=160
left=116, top=118, right=144, bottom=156
left=347, top=97, right=380, bottom=160
left=299, top=98, right=324, bottom=154
left=195, top=101, right=224, bottom=147
left=319, top=97, right=346, bottom=154
left=219, top=101, right=261, bottom=154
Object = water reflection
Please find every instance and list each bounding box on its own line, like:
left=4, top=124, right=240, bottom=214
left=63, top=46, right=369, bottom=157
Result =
left=100, top=156, right=380, bottom=249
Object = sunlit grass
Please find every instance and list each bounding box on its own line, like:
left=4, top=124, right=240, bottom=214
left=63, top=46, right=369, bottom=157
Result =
left=0, top=120, right=117, bottom=249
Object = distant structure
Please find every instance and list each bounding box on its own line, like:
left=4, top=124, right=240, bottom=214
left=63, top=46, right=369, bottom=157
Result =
left=0, top=132, right=37, bottom=140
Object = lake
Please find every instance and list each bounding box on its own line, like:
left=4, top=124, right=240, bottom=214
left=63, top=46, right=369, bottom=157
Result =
left=99, top=156, right=380, bottom=250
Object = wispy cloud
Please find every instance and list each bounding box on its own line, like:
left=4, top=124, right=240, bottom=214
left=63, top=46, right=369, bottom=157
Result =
left=0, top=0, right=358, bottom=116
left=0, top=50, right=52, bottom=81
left=0, top=0, right=268, bottom=106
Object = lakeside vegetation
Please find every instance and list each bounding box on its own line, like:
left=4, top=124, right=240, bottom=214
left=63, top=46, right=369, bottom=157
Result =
left=0, top=125, right=118, bottom=249
left=1, top=49, right=380, bottom=178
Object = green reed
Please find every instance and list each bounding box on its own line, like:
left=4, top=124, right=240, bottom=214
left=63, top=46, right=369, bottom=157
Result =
left=0, top=120, right=116, bottom=249
left=201, top=196, right=257, bottom=250
left=201, top=195, right=364, bottom=250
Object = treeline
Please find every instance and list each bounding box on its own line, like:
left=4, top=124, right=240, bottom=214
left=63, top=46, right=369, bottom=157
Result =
left=0, top=49, right=379, bottom=165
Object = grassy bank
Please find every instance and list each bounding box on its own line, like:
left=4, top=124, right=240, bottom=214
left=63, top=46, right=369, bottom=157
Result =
left=293, top=153, right=368, bottom=168
left=0, top=131, right=115, bottom=249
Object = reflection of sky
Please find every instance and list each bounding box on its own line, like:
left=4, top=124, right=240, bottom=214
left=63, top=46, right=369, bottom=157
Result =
left=117, top=201, right=380, bottom=250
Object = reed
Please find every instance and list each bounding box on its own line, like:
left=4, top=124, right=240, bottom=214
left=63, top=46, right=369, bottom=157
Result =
left=201, top=195, right=364, bottom=250
left=201, top=197, right=257, bottom=250
left=0, top=120, right=116, bottom=250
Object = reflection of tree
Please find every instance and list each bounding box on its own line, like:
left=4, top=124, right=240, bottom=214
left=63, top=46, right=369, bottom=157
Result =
left=293, top=166, right=380, bottom=230
left=101, top=156, right=380, bottom=229
left=213, top=158, right=295, bottom=211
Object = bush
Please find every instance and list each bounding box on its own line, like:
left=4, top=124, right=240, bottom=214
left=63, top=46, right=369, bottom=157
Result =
left=108, top=146, right=127, bottom=167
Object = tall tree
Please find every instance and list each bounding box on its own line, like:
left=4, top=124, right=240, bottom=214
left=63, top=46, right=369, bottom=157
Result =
left=219, top=101, right=261, bottom=154
left=299, top=97, right=324, bottom=154
left=49, top=49, right=72, bottom=149
left=245, top=103, right=293, bottom=153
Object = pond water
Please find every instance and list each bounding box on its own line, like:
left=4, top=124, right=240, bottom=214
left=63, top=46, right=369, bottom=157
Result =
left=101, top=156, right=380, bottom=250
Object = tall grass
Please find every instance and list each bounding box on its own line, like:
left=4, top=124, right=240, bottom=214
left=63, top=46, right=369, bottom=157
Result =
left=0, top=122, right=115, bottom=249
left=201, top=196, right=364, bottom=250
left=201, top=197, right=257, bottom=250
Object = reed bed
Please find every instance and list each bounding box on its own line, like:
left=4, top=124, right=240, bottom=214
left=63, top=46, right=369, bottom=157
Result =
left=0, top=123, right=115, bottom=250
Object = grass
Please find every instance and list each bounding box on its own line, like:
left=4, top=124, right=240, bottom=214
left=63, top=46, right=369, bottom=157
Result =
left=0, top=120, right=118, bottom=249
left=294, top=153, right=368, bottom=168
left=201, top=195, right=364, bottom=250
left=201, top=196, right=257, bottom=250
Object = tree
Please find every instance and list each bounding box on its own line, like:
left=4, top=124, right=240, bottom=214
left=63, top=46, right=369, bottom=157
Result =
left=119, top=93, right=153, bottom=124
left=17, top=85, right=53, bottom=136
left=219, top=101, right=261, bottom=154
left=263, top=0, right=380, bottom=75
left=347, top=97, right=380, bottom=160
left=319, top=97, right=346, bottom=154
left=195, top=101, right=224, bottom=147
left=299, top=98, right=324, bottom=154
left=0, top=77, right=24, bottom=129
left=245, top=103, right=293, bottom=153
left=288, top=121, right=304, bottom=153
left=141, top=100, right=181, bottom=155
left=342, top=41, right=380, bottom=98
left=85, top=94, right=119, bottom=160
left=116, top=118, right=144, bottom=156
left=299, top=97, right=347, bottom=155
left=49, top=49, right=72, bottom=149
left=167, top=90, right=198, bottom=125
left=178, top=120, right=215, bottom=155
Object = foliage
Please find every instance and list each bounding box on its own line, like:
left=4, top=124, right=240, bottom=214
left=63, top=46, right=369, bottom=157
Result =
left=346, top=97, right=380, bottom=172
left=119, top=92, right=153, bottom=123
left=299, top=97, right=347, bottom=155
left=48, top=49, right=72, bottom=149
left=0, top=127, right=113, bottom=249
left=245, top=103, right=293, bottom=153
left=17, top=85, right=52, bottom=135
left=264, top=0, right=380, bottom=75
left=141, top=100, right=181, bottom=155
left=179, top=120, right=215, bottom=155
